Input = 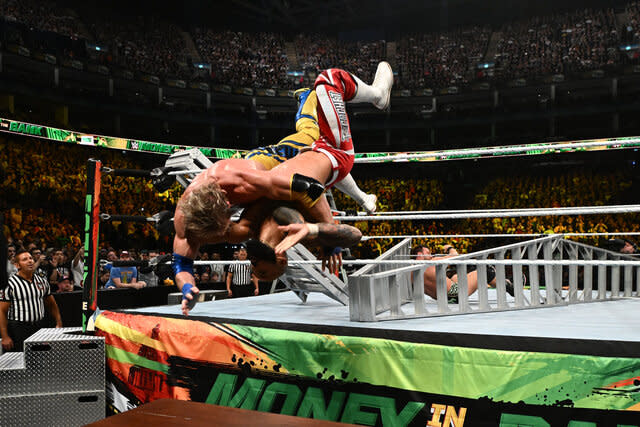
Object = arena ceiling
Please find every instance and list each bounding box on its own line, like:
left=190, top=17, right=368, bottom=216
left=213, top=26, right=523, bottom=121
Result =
left=178, top=0, right=630, bottom=34
left=178, top=0, right=439, bottom=34
left=204, top=0, right=430, bottom=32
left=75, top=0, right=633, bottom=35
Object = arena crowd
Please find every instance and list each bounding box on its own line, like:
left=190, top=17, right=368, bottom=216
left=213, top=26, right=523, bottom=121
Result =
left=1, top=1, right=639, bottom=295
left=3, top=0, right=640, bottom=92
left=2, top=134, right=638, bottom=282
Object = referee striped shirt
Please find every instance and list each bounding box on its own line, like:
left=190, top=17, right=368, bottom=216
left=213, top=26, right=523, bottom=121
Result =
left=227, top=263, right=253, bottom=286
left=1, top=273, right=50, bottom=322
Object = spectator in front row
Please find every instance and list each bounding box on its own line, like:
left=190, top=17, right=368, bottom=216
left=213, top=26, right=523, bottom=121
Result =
left=6, top=244, right=17, bottom=277
left=56, top=274, right=74, bottom=293
left=209, top=251, right=225, bottom=282
left=196, top=251, right=211, bottom=278
left=104, top=251, right=146, bottom=289
left=98, top=267, right=110, bottom=288
left=71, top=247, right=84, bottom=288
left=138, top=249, right=159, bottom=287
left=30, top=247, right=48, bottom=280
left=0, top=249, right=63, bottom=352
left=49, top=248, right=72, bottom=291
left=103, top=250, right=118, bottom=273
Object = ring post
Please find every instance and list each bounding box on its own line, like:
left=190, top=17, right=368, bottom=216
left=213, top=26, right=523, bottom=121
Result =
left=82, top=158, right=102, bottom=332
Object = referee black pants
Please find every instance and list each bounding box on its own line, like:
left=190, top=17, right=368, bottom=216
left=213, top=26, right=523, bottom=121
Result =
left=231, top=284, right=254, bottom=298
left=6, top=319, right=46, bottom=352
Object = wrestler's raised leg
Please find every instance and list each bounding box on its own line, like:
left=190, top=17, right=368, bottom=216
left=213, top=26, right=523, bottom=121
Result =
left=294, top=88, right=320, bottom=140
left=270, top=150, right=333, bottom=184
left=266, top=150, right=334, bottom=223
left=334, top=174, right=377, bottom=213
left=349, top=61, right=394, bottom=110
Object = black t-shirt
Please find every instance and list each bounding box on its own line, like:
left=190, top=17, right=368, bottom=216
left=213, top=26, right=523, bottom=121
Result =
left=196, top=264, right=211, bottom=276
left=34, top=265, right=50, bottom=281
left=47, top=262, right=71, bottom=292
left=56, top=264, right=72, bottom=279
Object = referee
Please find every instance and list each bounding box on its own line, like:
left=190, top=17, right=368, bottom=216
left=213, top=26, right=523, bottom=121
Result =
left=226, top=247, right=259, bottom=298
left=1, top=248, right=63, bottom=352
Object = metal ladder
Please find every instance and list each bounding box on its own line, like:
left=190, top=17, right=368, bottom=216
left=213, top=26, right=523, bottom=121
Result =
left=279, top=244, right=349, bottom=305
left=275, top=187, right=353, bottom=305
left=348, top=235, right=640, bottom=321
left=164, top=148, right=214, bottom=189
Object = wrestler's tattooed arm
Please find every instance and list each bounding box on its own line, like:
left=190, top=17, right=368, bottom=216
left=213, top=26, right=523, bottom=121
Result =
left=313, top=223, right=362, bottom=248
left=273, top=215, right=363, bottom=254
left=269, top=202, right=362, bottom=257
left=272, top=206, right=305, bottom=225
left=272, top=206, right=361, bottom=247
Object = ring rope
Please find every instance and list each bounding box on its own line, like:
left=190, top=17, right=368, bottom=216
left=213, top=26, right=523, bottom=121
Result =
left=334, top=204, right=640, bottom=221
left=168, top=259, right=640, bottom=267
left=333, top=204, right=640, bottom=216
left=352, top=138, right=640, bottom=164
left=193, top=260, right=250, bottom=265
left=168, top=169, right=205, bottom=176
left=181, top=259, right=640, bottom=266
left=278, top=259, right=640, bottom=266
left=360, top=232, right=640, bottom=241
left=107, top=252, right=640, bottom=269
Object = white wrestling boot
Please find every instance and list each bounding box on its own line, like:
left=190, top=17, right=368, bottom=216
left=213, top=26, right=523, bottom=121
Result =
left=371, top=61, right=393, bottom=110
left=349, top=61, right=394, bottom=110
left=361, top=193, right=378, bottom=214
left=334, top=174, right=378, bottom=213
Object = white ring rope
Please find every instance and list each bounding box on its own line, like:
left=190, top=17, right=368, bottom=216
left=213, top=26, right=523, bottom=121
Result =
left=187, top=260, right=640, bottom=266
left=193, top=260, right=250, bottom=265
left=353, top=138, right=640, bottom=164
left=360, top=232, right=640, bottom=240
left=169, top=169, right=204, bottom=176
left=334, top=204, right=640, bottom=221
left=280, top=259, right=640, bottom=266
left=333, top=208, right=513, bottom=216
left=333, top=204, right=640, bottom=217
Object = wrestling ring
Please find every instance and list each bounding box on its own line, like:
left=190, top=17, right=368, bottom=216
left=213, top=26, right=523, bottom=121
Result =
left=80, top=146, right=640, bottom=324
left=3, top=139, right=639, bottom=426
left=87, top=145, right=640, bottom=425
